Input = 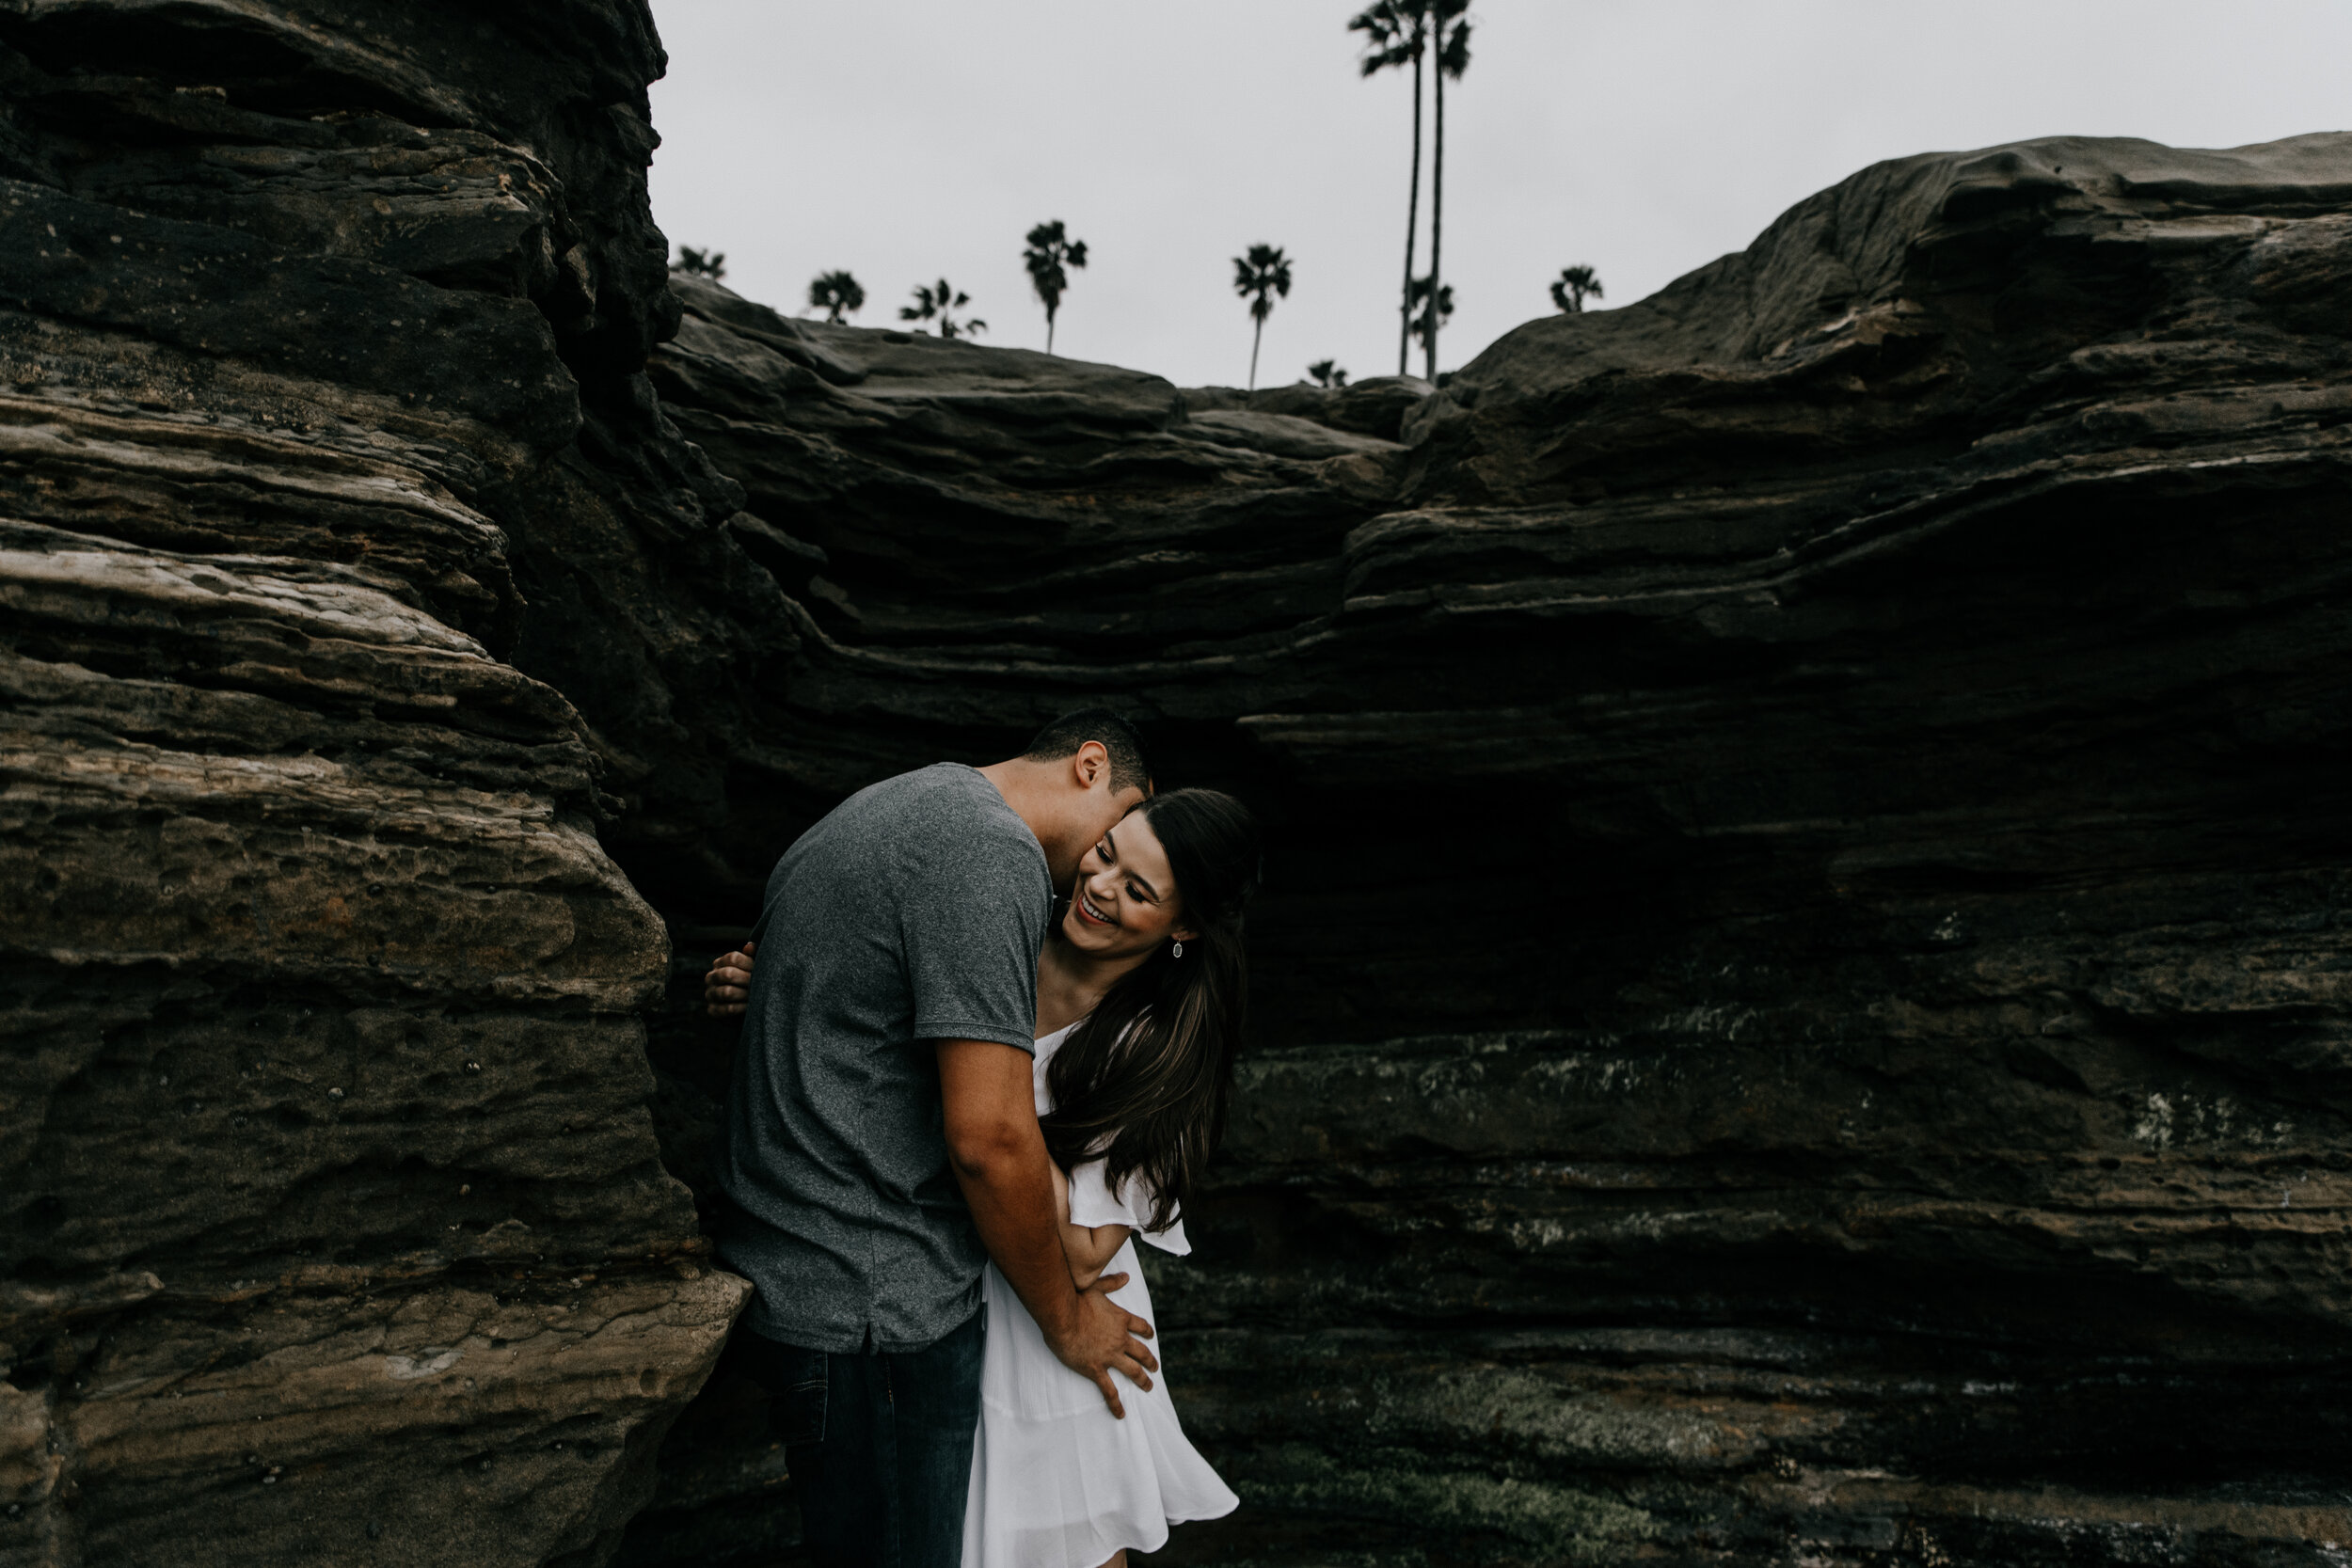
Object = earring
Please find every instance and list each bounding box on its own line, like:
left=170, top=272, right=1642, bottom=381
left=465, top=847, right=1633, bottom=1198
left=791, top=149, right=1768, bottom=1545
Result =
left=1171, top=940, right=1184, bottom=958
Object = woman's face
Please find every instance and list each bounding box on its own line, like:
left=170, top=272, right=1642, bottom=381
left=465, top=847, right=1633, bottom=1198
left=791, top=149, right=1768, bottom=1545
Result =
left=1060, top=809, right=1197, bottom=959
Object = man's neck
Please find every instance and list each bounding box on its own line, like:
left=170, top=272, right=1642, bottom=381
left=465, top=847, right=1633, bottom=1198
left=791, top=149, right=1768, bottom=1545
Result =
left=975, top=756, right=1054, bottom=847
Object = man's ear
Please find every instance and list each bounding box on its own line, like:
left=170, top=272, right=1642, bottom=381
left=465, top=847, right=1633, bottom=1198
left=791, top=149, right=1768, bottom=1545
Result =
left=1072, top=739, right=1110, bottom=790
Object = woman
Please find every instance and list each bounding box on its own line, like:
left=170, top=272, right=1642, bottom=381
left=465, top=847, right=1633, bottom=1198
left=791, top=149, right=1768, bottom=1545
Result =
left=707, top=787, right=1259, bottom=1568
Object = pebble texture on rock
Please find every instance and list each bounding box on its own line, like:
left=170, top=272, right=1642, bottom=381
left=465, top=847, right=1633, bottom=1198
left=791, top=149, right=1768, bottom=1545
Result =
left=0, top=6, right=744, bottom=1566
left=6, top=4, right=2352, bottom=1562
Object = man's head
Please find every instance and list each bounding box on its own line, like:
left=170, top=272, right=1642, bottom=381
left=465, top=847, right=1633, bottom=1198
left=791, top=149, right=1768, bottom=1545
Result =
left=982, top=708, right=1153, bottom=887
left=1023, top=708, right=1152, bottom=796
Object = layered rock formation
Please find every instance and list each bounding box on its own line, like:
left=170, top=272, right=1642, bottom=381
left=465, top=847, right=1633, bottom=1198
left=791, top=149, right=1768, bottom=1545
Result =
left=620, top=138, right=2352, bottom=1564
left=0, top=6, right=744, bottom=1565
left=6, top=3, right=2352, bottom=1562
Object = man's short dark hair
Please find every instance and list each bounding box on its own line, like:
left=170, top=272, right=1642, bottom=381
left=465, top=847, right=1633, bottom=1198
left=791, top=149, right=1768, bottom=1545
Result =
left=1023, top=708, right=1152, bottom=795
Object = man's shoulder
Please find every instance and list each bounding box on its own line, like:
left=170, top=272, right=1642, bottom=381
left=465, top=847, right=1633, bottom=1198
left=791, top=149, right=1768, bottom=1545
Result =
left=880, top=766, right=1040, bottom=854
left=803, top=764, right=1040, bottom=867
left=805, top=763, right=967, bottom=833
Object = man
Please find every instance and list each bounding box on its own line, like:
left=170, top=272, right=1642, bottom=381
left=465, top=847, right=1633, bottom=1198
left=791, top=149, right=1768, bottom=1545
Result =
left=710, top=710, right=1158, bottom=1567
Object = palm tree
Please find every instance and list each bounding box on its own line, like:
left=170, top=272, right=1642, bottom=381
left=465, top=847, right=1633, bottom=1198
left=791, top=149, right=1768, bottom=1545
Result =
left=1023, top=220, right=1089, bottom=354
left=1232, top=245, right=1293, bottom=392
left=900, top=278, right=986, bottom=340
left=1423, top=0, right=1470, bottom=381
left=1409, top=276, right=1454, bottom=365
left=1549, top=264, right=1603, bottom=314
left=1307, top=359, right=1350, bottom=388
left=807, top=269, right=866, bottom=324
left=1350, top=0, right=1429, bottom=377
left=674, top=245, right=725, bottom=279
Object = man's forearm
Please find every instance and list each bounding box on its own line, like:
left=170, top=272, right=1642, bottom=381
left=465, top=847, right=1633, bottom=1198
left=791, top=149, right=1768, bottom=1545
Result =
left=937, top=1037, right=1157, bottom=1417
left=949, top=1132, right=1086, bottom=1341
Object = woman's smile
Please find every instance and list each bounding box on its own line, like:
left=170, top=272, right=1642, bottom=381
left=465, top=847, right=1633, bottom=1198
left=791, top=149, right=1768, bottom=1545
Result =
left=1058, top=816, right=1198, bottom=960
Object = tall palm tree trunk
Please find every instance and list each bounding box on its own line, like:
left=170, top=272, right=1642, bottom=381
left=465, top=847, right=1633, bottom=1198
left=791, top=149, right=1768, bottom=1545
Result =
left=1426, top=45, right=1445, bottom=383
left=1398, top=37, right=1422, bottom=377
left=1249, top=315, right=1263, bottom=391
left=1047, top=309, right=1057, bottom=355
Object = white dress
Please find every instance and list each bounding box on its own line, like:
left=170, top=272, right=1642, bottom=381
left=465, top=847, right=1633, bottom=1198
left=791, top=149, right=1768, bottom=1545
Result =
left=961, top=1020, right=1239, bottom=1567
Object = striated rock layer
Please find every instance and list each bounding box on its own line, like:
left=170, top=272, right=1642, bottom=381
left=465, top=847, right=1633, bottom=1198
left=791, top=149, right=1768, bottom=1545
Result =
left=0, top=5, right=746, bottom=1566
left=6, top=1, right=2352, bottom=1560
left=618, top=137, right=2352, bottom=1565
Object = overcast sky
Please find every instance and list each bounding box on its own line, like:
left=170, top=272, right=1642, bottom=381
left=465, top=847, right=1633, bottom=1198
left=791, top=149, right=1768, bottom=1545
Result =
left=646, top=1, right=2352, bottom=389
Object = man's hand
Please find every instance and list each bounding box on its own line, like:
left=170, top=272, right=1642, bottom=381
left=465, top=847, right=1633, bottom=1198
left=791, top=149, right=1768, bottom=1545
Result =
left=705, top=941, right=756, bottom=1017
left=1048, top=1273, right=1157, bottom=1418
left=938, top=1037, right=1158, bottom=1418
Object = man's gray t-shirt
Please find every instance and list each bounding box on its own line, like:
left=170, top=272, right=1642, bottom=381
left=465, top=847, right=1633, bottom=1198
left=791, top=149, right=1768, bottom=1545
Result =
left=716, top=763, right=1051, bottom=1353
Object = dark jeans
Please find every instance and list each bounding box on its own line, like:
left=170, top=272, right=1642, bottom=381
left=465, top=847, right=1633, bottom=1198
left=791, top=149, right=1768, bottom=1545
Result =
left=737, top=1311, right=987, bottom=1568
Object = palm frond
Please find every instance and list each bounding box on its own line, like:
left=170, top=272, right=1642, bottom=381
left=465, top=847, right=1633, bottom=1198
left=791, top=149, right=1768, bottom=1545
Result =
left=1025, top=224, right=1088, bottom=333
left=1233, top=244, right=1295, bottom=325
left=807, top=269, right=865, bottom=322
left=1437, top=10, right=1470, bottom=77
left=1352, top=0, right=1429, bottom=73
left=1346, top=3, right=1398, bottom=42
left=1549, top=263, right=1604, bottom=313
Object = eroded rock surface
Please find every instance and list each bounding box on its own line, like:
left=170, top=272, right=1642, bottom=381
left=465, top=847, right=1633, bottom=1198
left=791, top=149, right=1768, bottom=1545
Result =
left=618, top=138, right=2352, bottom=1565
left=0, top=5, right=744, bottom=1565
left=6, top=4, right=2351, bottom=1560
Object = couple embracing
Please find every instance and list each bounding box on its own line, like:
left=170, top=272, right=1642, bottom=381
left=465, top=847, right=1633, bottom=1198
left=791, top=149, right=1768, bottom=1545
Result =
left=703, top=710, right=1257, bottom=1567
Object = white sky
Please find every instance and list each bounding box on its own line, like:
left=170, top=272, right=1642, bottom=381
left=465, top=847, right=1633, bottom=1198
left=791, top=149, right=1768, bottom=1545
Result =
left=647, top=1, right=2352, bottom=389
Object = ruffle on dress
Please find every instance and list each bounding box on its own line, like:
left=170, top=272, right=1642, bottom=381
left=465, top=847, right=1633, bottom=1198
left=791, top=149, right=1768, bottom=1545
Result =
left=1066, top=1156, right=1190, bottom=1256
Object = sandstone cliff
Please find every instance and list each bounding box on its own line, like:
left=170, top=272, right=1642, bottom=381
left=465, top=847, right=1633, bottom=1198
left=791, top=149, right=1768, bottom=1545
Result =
left=0, top=6, right=744, bottom=1565
left=5, top=3, right=2351, bottom=1564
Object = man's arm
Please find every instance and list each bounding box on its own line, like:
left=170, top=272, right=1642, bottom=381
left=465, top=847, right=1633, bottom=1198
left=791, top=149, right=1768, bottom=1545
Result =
left=937, top=1038, right=1158, bottom=1418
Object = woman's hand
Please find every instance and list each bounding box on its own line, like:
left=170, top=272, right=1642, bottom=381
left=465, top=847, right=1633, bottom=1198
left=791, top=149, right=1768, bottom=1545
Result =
left=1053, top=1161, right=1131, bottom=1290
left=705, top=941, right=756, bottom=1017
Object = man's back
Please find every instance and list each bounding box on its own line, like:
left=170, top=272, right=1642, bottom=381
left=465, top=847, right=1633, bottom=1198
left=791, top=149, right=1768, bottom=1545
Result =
left=718, top=763, right=1051, bottom=1353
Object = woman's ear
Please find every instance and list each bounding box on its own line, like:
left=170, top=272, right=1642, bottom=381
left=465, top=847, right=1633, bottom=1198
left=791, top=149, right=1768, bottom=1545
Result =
left=1170, top=925, right=1200, bottom=945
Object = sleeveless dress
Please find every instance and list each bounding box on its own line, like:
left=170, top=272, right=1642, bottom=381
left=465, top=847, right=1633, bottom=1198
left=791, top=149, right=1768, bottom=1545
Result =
left=961, top=1020, right=1240, bottom=1567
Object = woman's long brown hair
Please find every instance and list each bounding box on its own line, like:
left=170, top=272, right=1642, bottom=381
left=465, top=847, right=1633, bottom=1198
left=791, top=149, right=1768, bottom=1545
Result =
left=1040, top=788, right=1261, bottom=1232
